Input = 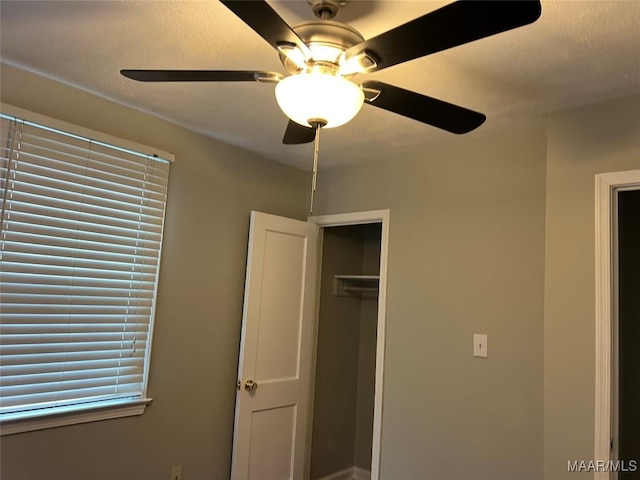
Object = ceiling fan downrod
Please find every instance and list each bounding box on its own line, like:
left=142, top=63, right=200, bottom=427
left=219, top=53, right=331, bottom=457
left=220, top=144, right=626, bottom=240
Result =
left=308, top=0, right=345, bottom=20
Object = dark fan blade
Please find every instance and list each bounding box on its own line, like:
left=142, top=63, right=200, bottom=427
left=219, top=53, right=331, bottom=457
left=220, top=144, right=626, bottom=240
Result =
left=120, top=70, right=282, bottom=82
left=221, top=0, right=310, bottom=57
left=283, top=120, right=316, bottom=145
left=362, top=81, right=485, bottom=134
left=346, top=0, right=541, bottom=72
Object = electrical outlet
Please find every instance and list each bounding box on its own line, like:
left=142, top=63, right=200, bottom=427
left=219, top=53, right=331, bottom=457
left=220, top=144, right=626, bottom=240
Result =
left=170, top=465, right=182, bottom=480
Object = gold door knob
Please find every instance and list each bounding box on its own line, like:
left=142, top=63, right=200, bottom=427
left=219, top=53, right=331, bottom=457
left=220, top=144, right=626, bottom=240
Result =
left=244, top=379, right=258, bottom=393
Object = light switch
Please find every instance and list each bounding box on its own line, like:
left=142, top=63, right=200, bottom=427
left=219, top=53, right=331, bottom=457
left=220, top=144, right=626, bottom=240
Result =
left=473, top=334, right=488, bottom=358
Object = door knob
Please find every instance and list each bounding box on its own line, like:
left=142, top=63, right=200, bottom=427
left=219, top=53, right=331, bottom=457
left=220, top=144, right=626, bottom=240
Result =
left=244, top=379, right=258, bottom=393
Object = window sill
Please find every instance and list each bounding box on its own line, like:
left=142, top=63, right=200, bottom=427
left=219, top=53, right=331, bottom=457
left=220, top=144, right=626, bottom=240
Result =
left=0, top=398, right=153, bottom=436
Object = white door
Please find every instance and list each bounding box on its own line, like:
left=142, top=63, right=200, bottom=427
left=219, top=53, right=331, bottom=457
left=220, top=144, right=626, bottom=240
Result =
left=231, top=211, right=318, bottom=480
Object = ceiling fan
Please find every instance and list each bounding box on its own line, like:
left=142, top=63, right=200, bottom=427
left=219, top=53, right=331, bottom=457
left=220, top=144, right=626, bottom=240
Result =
left=122, top=0, right=541, bottom=141
left=121, top=0, right=541, bottom=209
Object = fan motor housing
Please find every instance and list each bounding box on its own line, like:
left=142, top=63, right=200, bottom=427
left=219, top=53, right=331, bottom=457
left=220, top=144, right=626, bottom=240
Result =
left=279, top=20, right=365, bottom=75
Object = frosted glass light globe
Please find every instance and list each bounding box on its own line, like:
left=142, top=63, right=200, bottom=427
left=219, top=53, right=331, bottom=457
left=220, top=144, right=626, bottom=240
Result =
left=275, top=72, right=365, bottom=128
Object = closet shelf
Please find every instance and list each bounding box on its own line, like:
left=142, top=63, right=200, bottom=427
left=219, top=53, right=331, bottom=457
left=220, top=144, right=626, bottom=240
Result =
left=333, top=275, right=379, bottom=297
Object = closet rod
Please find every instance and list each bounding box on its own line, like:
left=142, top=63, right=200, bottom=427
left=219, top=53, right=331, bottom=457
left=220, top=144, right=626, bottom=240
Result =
left=342, top=286, right=379, bottom=293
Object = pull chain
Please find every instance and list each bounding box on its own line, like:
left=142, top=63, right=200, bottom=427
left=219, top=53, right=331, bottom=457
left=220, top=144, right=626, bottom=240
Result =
left=309, top=121, right=323, bottom=213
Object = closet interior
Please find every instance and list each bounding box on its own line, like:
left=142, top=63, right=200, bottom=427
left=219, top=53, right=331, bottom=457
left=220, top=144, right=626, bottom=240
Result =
left=310, top=222, right=382, bottom=480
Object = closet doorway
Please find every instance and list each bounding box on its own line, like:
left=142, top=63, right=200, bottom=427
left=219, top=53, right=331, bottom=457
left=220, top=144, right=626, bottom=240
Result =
left=614, top=188, right=640, bottom=479
left=230, top=210, right=389, bottom=480
left=594, top=170, right=640, bottom=479
left=308, top=210, right=389, bottom=480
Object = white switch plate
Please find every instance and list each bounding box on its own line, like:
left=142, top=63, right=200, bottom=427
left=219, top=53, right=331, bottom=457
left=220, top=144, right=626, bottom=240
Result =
left=473, top=334, right=488, bottom=358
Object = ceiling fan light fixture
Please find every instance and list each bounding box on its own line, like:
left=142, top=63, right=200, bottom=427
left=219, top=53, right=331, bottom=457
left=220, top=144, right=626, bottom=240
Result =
left=339, top=50, right=378, bottom=75
left=275, top=72, right=364, bottom=128
left=276, top=42, right=309, bottom=70
left=309, top=44, right=343, bottom=64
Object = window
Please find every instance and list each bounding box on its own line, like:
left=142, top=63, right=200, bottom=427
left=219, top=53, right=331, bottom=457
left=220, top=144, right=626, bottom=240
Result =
left=0, top=106, right=172, bottom=435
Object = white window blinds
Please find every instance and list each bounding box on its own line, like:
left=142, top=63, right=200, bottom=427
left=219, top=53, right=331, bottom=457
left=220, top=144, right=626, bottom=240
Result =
left=0, top=111, right=170, bottom=423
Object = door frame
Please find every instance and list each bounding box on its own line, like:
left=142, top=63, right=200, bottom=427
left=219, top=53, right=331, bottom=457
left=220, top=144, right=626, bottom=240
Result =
left=307, top=209, right=390, bottom=480
left=595, top=170, right=640, bottom=479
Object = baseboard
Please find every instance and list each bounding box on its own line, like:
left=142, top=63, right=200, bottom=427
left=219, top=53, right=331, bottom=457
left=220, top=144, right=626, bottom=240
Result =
left=317, top=467, right=354, bottom=480
left=354, top=466, right=371, bottom=480
left=317, top=466, right=372, bottom=480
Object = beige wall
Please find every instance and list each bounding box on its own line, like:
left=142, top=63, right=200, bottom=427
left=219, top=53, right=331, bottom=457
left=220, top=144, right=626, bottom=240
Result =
left=314, top=127, right=548, bottom=479
left=543, top=95, right=640, bottom=478
left=0, top=65, right=308, bottom=480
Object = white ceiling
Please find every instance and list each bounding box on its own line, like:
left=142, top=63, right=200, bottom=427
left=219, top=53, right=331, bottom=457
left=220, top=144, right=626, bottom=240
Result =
left=1, top=0, right=639, bottom=170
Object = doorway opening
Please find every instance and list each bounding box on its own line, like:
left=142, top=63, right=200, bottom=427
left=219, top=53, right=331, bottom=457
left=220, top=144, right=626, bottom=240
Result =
left=308, top=210, right=389, bottom=480
left=613, top=188, right=640, bottom=478
left=230, top=210, right=388, bottom=479
left=594, top=170, right=640, bottom=479
left=310, top=223, right=381, bottom=480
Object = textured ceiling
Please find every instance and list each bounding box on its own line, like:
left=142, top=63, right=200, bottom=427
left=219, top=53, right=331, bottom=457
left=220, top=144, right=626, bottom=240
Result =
left=1, top=0, right=639, bottom=170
